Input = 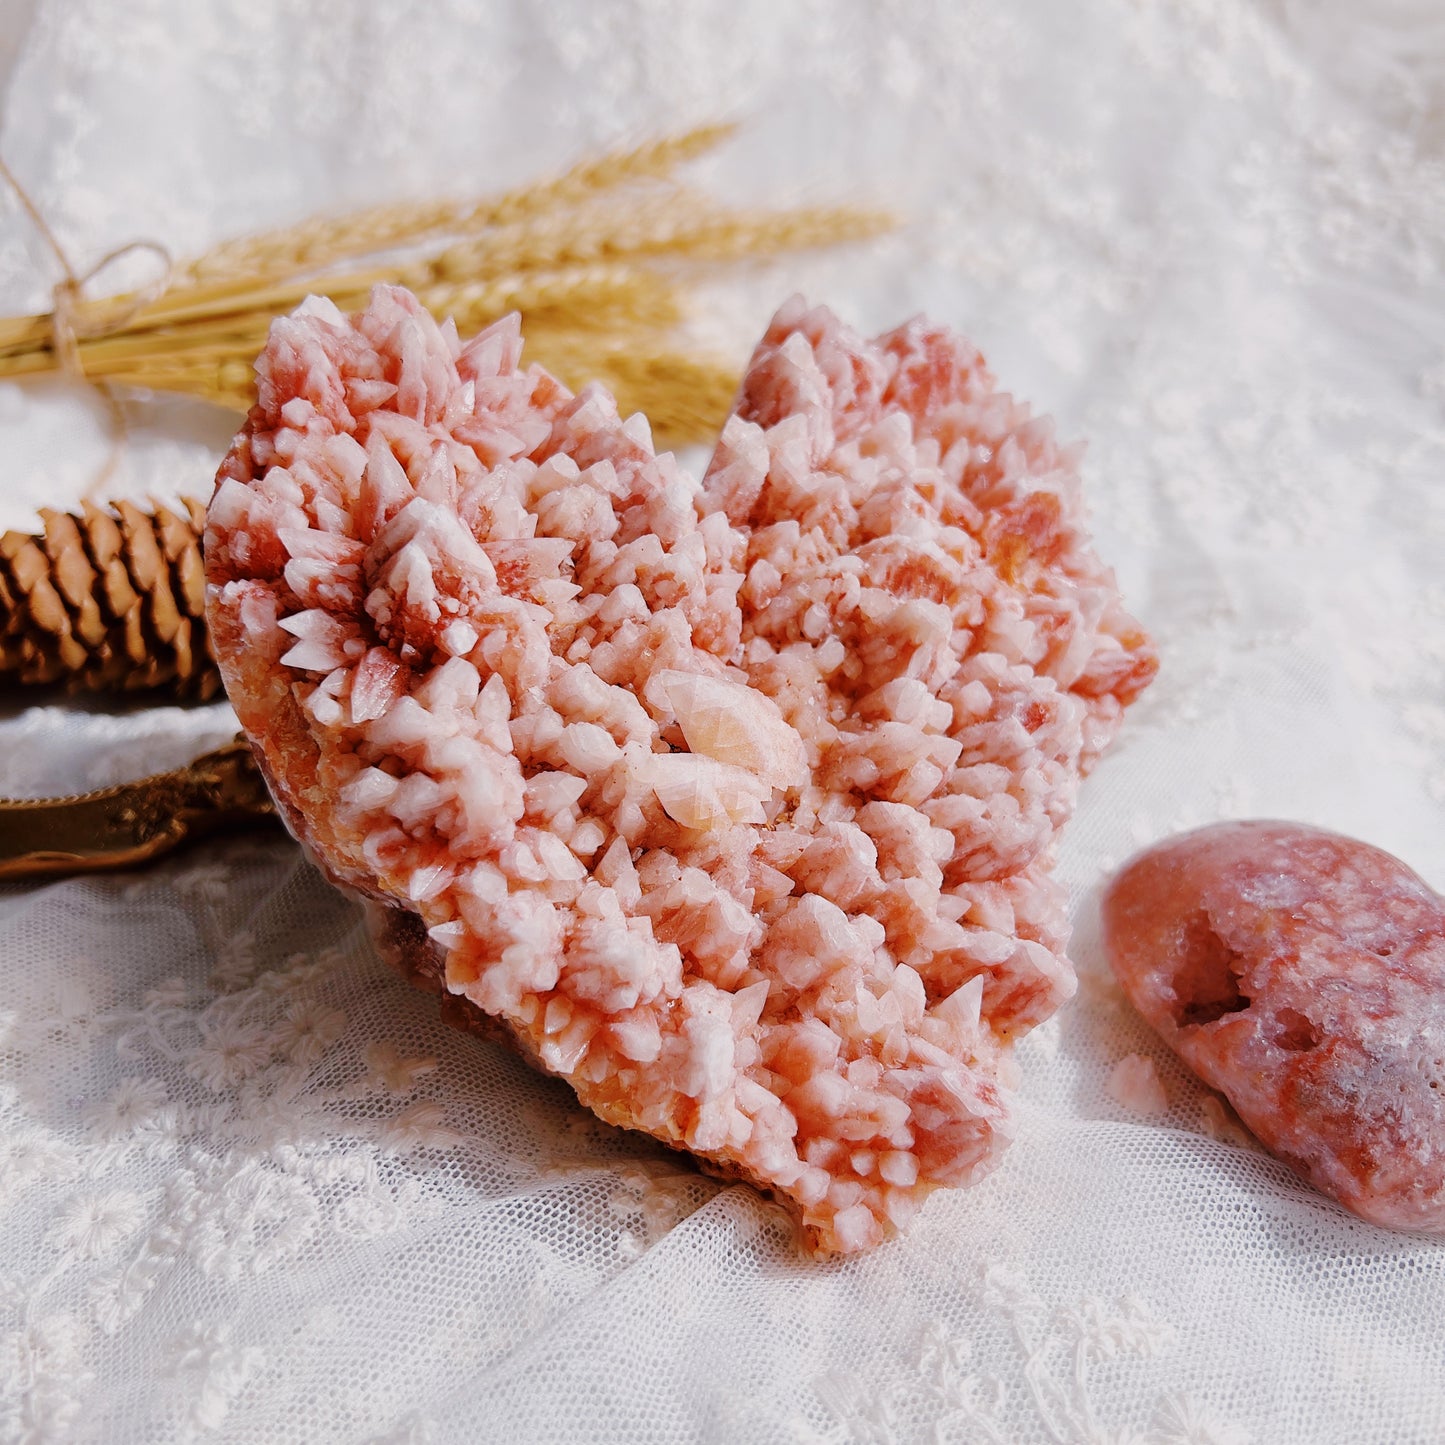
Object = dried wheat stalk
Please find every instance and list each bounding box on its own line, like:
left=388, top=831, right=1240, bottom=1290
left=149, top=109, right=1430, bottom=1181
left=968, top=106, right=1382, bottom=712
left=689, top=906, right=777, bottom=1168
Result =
left=0, top=123, right=892, bottom=448
left=172, top=123, right=739, bottom=291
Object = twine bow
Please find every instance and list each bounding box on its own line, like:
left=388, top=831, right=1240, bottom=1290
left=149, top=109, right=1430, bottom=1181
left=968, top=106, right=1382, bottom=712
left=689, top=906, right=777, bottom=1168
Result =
left=45, top=236, right=174, bottom=379
left=0, top=153, right=172, bottom=487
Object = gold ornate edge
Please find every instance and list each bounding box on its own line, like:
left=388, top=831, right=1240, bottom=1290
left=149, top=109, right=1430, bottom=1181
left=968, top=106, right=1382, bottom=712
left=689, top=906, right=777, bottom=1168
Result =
left=0, top=738, right=277, bottom=880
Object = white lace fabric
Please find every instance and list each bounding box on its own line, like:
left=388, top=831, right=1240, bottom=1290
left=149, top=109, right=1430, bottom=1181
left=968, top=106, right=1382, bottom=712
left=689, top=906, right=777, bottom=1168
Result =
left=2, top=1, right=1444, bottom=1440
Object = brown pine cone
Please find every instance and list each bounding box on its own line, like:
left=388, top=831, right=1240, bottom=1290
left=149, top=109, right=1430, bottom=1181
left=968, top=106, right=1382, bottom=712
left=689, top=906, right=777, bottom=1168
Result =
left=0, top=495, right=222, bottom=700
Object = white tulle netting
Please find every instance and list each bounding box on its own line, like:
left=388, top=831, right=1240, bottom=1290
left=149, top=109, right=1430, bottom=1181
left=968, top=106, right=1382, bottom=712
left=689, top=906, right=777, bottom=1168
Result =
left=1, top=1, right=1444, bottom=1441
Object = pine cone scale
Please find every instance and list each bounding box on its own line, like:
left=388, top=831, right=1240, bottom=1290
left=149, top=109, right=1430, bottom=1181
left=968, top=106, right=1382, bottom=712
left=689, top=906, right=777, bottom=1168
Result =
left=0, top=497, right=220, bottom=699
left=40, top=510, right=106, bottom=645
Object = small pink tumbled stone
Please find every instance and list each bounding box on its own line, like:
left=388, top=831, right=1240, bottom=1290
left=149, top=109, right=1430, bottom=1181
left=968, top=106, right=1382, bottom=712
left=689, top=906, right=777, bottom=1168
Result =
left=1102, top=821, right=1445, bottom=1234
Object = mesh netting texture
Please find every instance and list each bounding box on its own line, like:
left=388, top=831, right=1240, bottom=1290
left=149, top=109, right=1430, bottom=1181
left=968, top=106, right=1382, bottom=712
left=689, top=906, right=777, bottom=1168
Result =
left=6, top=826, right=1444, bottom=1442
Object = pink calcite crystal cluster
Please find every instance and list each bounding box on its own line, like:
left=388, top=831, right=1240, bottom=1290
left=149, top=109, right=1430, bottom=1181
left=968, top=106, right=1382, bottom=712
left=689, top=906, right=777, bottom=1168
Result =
left=205, top=286, right=1155, bottom=1253
left=1104, top=821, right=1445, bottom=1234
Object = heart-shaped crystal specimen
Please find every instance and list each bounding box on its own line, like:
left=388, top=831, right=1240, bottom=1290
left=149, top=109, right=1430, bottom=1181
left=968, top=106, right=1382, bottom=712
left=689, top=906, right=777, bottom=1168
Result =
left=206, top=286, right=1155, bottom=1252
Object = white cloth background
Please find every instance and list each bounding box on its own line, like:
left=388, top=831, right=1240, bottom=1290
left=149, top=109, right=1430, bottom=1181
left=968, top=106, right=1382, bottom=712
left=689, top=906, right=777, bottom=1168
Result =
left=1, top=1, right=1443, bottom=1440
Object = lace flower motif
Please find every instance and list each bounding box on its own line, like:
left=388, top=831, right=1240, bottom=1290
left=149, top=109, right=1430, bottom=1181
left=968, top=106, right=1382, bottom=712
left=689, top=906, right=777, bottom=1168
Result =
left=273, top=1001, right=348, bottom=1066
left=362, top=1042, right=437, bottom=1095
left=168, top=1322, right=265, bottom=1431
left=0, top=1126, right=79, bottom=1203
left=86, top=1077, right=171, bottom=1140
left=1153, top=1393, right=1255, bottom=1445
left=185, top=1022, right=272, bottom=1091
left=47, top=1191, right=146, bottom=1262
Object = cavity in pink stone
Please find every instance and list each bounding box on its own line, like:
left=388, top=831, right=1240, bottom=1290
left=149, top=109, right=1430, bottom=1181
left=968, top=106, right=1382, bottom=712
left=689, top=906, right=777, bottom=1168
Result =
left=1102, top=820, right=1445, bottom=1234
left=206, top=286, right=1155, bottom=1255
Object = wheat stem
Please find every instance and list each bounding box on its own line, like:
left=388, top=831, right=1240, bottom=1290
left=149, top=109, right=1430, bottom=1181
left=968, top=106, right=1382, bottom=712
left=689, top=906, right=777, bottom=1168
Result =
left=0, top=123, right=896, bottom=449
left=176, top=121, right=737, bottom=289
left=0, top=123, right=741, bottom=350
